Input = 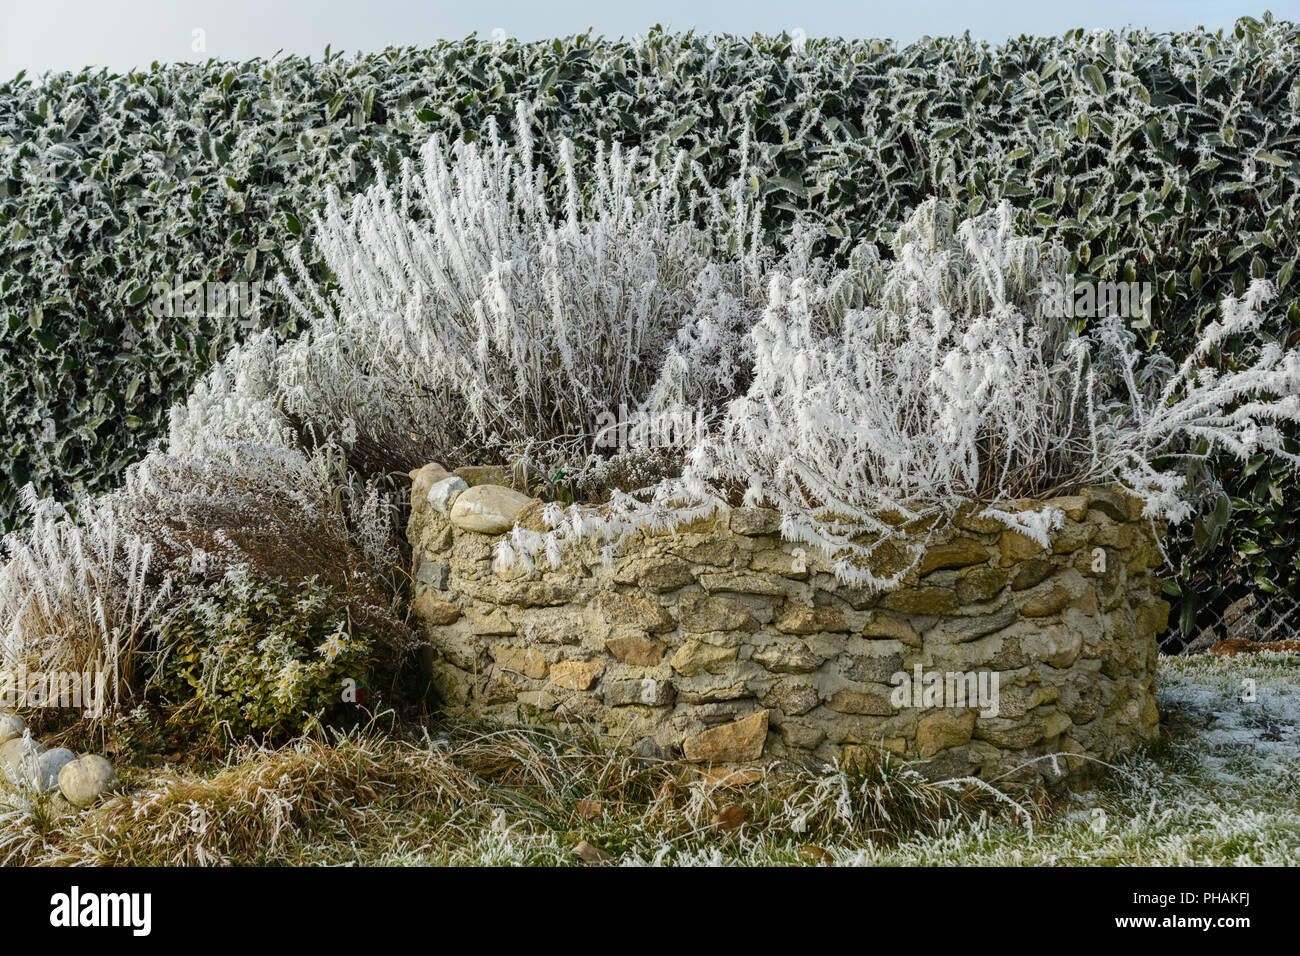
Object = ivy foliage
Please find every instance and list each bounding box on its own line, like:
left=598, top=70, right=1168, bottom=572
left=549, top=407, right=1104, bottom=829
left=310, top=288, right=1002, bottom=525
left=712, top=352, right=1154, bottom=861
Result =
left=2, top=15, right=1298, bottom=634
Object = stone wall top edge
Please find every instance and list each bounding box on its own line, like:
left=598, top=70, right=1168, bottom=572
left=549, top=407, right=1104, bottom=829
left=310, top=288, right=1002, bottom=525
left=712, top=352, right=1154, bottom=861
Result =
left=408, top=466, right=1159, bottom=555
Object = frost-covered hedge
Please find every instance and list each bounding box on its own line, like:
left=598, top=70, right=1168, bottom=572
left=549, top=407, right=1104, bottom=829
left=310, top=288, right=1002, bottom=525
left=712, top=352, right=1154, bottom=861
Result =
left=2, top=16, right=1299, bottom=632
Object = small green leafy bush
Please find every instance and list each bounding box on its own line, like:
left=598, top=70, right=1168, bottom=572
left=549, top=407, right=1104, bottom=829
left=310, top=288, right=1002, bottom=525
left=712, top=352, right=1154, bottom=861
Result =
left=152, top=572, right=376, bottom=741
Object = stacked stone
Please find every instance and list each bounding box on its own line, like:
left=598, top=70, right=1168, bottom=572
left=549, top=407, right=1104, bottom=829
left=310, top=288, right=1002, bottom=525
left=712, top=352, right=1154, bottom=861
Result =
left=409, top=464, right=1166, bottom=786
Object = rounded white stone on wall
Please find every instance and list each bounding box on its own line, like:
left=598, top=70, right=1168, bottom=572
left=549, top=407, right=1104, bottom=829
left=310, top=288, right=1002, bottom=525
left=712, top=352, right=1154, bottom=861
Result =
left=409, top=462, right=450, bottom=502
left=428, top=475, right=469, bottom=514
left=449, top=484, right=537, bottom=534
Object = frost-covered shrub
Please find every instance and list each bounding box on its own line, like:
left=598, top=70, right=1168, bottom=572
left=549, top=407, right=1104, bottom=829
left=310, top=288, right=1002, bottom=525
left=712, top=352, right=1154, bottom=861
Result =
left=275, top=113, right=757, bottom=478
left=704, top=201, right=1081, bottom=509
left=166, top=332, right=293, bottom=460
left=0, top=439, right=412, bottom=712
left=0, top=487, right=170, bottom=710
left=503, top=201, right=1300, bottom=590
left=152, top=571, right=375, bottom=740
left=179, top=110, right=773, bottom=491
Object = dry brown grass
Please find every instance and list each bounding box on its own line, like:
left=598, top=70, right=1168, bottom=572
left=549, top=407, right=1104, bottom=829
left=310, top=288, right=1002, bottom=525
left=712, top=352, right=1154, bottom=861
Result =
left=0, top=719, right=1034, bottom=867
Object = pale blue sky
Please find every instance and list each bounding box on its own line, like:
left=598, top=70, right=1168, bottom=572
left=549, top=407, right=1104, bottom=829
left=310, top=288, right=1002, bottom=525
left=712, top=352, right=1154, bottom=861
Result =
left=1, top=0, right=1295, bottom=79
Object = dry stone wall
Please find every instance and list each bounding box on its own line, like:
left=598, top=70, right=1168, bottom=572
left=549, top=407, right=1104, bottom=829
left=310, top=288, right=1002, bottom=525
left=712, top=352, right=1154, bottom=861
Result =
left=408, top=464, right=1167, bottom=786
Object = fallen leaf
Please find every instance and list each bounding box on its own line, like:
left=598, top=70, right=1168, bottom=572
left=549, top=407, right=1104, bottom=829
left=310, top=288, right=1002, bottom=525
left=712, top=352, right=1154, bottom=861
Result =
left=713, top=805, right=745, bottom=830
left=574, top=840, right=614, bottom=865
left=799, top=844, right=834, bottom=865
left=697, top=767, right=762, bottom=787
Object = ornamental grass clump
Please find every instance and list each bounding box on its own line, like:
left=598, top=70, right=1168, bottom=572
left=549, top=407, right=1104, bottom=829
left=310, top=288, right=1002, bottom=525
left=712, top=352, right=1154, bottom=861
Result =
left=0, top=439, right=413, bottom=717
left=0, top=486, right=170, bottom=713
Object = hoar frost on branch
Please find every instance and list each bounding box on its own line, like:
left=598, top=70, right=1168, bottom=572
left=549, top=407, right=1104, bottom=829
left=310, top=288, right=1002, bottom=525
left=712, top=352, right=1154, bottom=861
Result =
left=261, top=104, right=775, bottom=486
left=500, top=199, right=1300, bottom=589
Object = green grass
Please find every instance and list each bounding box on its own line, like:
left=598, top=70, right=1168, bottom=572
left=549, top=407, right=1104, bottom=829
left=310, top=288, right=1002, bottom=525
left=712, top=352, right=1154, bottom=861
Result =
left=2, top=653, right=1297, bottom=866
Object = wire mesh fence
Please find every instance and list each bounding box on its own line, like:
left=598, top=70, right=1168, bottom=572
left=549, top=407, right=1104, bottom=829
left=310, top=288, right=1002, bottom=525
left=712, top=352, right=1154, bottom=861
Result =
left=1163, top=590, right=1300, bottom=655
